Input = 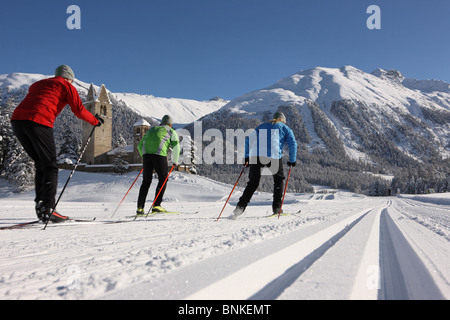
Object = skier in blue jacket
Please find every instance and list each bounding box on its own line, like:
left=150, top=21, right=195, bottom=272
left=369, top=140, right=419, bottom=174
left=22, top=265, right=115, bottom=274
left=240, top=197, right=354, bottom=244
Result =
left=234, top=111, right=297, bottom=218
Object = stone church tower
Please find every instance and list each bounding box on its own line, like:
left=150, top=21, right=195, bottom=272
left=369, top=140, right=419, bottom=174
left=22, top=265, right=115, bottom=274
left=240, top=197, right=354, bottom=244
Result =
left=82, top=84, right=112, bottom=165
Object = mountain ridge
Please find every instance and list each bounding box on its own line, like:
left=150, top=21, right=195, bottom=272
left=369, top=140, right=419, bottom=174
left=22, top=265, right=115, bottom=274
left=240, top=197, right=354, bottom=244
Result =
left=189, top=66, right=449, bottom=194
left=1, top=67, right=449, bottom=194
left=203, top=66, right=449, bottom=161
left=0, top=72, right=226, bottom=125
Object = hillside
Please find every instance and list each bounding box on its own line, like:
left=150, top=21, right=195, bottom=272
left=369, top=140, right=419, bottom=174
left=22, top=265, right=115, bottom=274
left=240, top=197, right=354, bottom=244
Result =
left=191, top=66, right=450, bottom=194
left=204, top=66, right=449, bottom=160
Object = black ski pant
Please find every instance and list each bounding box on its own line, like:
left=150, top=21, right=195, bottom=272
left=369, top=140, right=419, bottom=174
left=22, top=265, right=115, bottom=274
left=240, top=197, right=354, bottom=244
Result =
left=137, top=154, right=169, bottom=209
left=11, top=120, right=58, bottom=209
left=238, top=157, right=285, bottom=211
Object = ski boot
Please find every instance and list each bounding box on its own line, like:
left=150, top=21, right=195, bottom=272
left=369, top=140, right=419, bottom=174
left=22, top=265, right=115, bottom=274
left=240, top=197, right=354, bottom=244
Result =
left=151, top=206, right=167, bottom=213
left=136, top=207, right=145, bottom=216
left=272, top=206, right=283, bottom=216
left=232, top=205, right=246, bottom=219
left=41, top=207, right=70, bottom=223
left=35, top=201, right=44, bottom=220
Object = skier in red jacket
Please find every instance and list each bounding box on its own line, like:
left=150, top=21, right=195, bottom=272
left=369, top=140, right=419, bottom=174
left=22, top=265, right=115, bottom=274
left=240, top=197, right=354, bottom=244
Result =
left=11, top=65, right=102, bottom=223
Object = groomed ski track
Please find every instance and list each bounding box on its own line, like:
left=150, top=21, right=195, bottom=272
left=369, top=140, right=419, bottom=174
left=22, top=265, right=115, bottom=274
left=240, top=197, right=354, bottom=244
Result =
left=102, top=199, right=449, bottom=300
left=1, top=171, right=449, bottom=300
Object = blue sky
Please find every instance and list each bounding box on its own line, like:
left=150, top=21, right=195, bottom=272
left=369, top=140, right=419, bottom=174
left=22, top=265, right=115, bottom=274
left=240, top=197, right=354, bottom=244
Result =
left=1, top=0, right=449, bottom=100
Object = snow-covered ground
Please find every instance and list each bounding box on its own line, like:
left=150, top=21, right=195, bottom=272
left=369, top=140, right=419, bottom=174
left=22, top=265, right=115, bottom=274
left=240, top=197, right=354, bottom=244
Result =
left=0, top=170, right=449, bottom=300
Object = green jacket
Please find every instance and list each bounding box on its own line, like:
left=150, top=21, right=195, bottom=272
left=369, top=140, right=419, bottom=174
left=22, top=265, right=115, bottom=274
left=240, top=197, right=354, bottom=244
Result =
left=137, top=125, right=180, bottom=164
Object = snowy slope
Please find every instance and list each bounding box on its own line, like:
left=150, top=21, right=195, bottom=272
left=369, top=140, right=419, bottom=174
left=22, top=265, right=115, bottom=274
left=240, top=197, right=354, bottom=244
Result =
left=0, top=73, right=50, bottom=91
left=0, top=72, right=100, bottom=97
left=223, top=66, right=450, bottom=114
left=0, top=171, right=449, bottom=300
left=204, top=66, right=450, bottom=161
left=0, top=73, right=226, bottom=125
left=112, top=92, right=226, bottom=125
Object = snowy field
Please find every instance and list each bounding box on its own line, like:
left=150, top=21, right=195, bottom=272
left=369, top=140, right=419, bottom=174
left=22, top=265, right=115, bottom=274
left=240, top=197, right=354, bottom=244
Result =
left=0, top=170, right=449, bottom=300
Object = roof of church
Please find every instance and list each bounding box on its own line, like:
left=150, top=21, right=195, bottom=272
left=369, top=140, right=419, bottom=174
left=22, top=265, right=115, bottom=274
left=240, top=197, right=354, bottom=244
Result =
left=133, top=119, right=151, bottom=127
left=86, top=84, right=111, bottom=104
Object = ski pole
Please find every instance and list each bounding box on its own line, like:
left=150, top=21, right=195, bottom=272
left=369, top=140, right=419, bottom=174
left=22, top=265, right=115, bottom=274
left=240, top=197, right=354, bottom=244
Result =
left=216, top=164, right=248, bottom=221
left=145, top=164, right=175, bottom=218
left=44, top=126, right=96, bottom=230
left=111, top=168, right=143, bottom=218
left=278, top=165, right=293, bottom=219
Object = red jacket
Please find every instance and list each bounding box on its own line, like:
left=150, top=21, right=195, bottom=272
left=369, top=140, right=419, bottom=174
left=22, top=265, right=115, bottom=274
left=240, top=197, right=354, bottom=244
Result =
left=11, top=76, right=99, bottom=128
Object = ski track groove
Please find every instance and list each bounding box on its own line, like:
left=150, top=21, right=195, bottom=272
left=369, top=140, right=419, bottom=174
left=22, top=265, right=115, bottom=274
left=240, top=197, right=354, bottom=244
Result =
left=249, top=210, right=370, bottom=300
left=180, top=200, right=449, bottom=300
left=379, top=207, right=444, bottom=300
left=1, top=191, right=449, bottom=300
left=185, top=207, right=376, bottom=300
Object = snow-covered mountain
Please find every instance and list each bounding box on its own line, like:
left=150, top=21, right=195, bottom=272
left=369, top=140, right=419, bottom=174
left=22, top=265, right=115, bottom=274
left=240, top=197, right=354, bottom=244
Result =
left=221, top=66, right=449, bottom=116
left=1, top=68, right=449, bottom=194
left=201, top=66, right=450, bottom=163
left=0, top=73, right=227, bottom=125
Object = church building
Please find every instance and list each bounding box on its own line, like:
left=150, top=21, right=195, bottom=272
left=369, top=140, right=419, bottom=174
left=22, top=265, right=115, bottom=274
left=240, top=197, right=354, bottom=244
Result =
left=80, top=84, right=150, bottom=170
left=81, top=84, right=113, bottom=165
left=76, top=84, right=193, bottom=174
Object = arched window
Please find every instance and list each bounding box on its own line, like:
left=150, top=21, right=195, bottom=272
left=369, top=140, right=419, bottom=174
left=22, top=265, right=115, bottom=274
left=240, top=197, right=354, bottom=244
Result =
left=100, top=105, right=107, bottom=116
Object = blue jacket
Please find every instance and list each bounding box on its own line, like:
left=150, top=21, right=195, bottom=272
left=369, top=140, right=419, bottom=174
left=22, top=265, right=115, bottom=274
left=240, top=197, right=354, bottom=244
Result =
left=245, top=122, right=297, bottom=163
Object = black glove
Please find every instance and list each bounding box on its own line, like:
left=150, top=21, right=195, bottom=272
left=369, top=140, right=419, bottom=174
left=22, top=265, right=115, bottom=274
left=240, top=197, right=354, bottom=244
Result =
left=95, top=114, right=104, bottom=127
left=287, top=161, right=296, bottom=167
left=244, top=158, right=250, bottom=167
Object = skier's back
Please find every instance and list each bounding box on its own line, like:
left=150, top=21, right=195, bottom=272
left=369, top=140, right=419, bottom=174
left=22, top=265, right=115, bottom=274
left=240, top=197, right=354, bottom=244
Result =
left=136, top=115, right=180, bottom=214
left=234, top=111, right=297, bottom=217
left=11, top=65, right=101, bottom=223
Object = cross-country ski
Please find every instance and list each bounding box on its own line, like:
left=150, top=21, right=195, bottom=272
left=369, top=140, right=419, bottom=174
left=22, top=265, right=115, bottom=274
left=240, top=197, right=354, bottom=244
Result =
left=127, top=211, right=199, bottom=219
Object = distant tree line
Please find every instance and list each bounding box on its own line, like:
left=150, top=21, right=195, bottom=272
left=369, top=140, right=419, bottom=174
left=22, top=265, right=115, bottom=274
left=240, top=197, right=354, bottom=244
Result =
left=0, top=98, right=34, bottom=190
left=187, top=102, right=449, bottom=196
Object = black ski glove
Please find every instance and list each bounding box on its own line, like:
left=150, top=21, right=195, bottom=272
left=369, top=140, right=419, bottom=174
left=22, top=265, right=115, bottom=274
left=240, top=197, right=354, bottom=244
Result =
left=287, top=161, right=296, bottom=167
left=95, top=114, right=104, bottom=127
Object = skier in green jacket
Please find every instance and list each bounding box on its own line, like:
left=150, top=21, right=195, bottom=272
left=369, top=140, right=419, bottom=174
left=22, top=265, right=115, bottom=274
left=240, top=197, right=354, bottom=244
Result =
left=136, top=115, right=180, bottom=214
